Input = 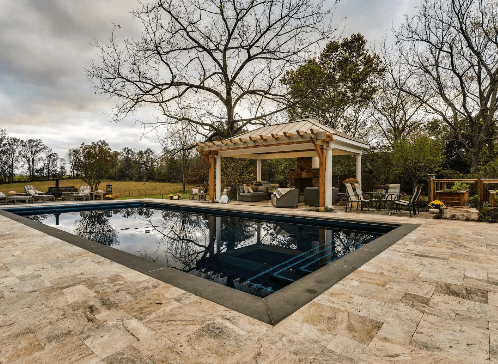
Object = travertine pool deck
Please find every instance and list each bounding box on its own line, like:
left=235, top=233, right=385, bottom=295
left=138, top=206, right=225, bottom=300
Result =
left=1, top=199, right=497, bottom=363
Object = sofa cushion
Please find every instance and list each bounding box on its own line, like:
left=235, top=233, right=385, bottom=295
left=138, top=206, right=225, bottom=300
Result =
left=239, top=186, right=245, bottom=194
left=248, top=186, right=254, bottom=193
left=258, top=186, right=268, bottom=193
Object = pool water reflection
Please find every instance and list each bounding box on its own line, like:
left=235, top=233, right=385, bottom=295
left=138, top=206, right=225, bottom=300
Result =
left=26, top=207, right=382, bottom=297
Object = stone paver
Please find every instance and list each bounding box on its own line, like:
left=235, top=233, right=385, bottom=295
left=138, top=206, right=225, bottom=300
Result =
left=0, top=199, right=497, bottom=363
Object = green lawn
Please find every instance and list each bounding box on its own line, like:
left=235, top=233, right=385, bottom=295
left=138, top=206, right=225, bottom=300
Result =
left=0, top=179, right=195, bottom=199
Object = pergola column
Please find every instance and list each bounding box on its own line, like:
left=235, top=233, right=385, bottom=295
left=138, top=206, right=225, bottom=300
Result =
left=209, top=154, right=215, bottom=202
left=356, top=153, right=362, bottom=189
left=256, top=160, right=262, bottom=181
left=216, top=155, right=222, bottom=201
left=325, top=146, right=333, bottom=207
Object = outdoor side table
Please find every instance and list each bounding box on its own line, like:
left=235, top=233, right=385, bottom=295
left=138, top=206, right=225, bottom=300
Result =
left=92, top=191, right=104, bottom=200
left=198, top=193, right=207, bottom=201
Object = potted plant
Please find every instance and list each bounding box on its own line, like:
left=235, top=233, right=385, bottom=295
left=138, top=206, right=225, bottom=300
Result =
left=435, top=182, right=469, bottom=206
left=428, top=200, right=444, bottom=214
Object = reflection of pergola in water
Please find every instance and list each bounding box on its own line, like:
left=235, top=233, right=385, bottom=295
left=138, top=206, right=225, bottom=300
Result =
left=196, top=118, right=369, bottom=208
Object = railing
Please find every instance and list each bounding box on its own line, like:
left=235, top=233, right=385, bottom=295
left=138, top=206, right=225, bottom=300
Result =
left=429, top=178, right=498, bottom=207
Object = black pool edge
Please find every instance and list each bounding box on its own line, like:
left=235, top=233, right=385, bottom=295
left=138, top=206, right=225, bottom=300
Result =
left=0, top=204, right=419, bottom=326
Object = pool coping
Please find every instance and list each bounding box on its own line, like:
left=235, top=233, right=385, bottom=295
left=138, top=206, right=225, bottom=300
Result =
left=0, top=201, right=419, bottom=325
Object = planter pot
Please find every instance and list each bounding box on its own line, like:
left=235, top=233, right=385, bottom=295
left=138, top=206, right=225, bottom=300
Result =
left=435, top=190, right=468, bottom=207
left=429, top=208, right=440, bottom=214
left=169, top=196, right=173, bottom=200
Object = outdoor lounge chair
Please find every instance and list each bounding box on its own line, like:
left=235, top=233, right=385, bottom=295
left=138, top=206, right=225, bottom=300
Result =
left=0, top=192, right=6, bottom=204
left=271, top=188, right=299, bottom=208
left=344, top=183, right=371, bottom=211
left=71, top=186, right=91, bottom=201
left=24, top=185, right=56, bottom=202
left=394, top=184, right=423, bottom=217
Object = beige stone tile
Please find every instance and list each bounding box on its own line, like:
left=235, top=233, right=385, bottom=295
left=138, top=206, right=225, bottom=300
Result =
left=335, top=279, right=406, bottom=304
left=429, top=293, right=498, bottom=321
left=344, top=269, right=392, bottom=287
left=80, top=324, right=139, bottom=358
left=101, top=345, right=154, bottom=364
left=289, top=300, right=383, bottom=345
left=491, top=321, right=498, bottom=361
left=142, top=298, right=218, bottom=342
left=316, top=288, right=423, bottom=332
left=433, top=282, right=488, bottom=304
left=0, top=332, right=43, bottom=363
left=359, top=336, right=468, bottom=363
left=411, top=313, right=489, bottom=362
left=13, top=336, right=99, bottom=364
left=386, top=277, right=436, bottom=298
left=326, top=334, right=368, bottom=360
left=417, top=263, right=465, bottom=285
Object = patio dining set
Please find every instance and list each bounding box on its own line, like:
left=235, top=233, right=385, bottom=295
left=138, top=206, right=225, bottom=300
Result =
left=344, top=183, right=424, bottom=217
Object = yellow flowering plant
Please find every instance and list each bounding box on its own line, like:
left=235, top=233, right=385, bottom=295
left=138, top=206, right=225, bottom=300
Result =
left=428, top=200, right=444, bottom=209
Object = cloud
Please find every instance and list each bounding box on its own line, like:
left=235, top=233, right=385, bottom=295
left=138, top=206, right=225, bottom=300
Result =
left=0, top=0, right=423, bottom=161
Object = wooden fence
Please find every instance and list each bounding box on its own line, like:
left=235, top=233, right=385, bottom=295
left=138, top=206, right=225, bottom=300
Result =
left=429, top=178, right=498, bottom=207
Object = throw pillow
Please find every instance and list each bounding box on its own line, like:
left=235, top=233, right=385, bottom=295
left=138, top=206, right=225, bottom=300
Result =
left=239, top=186, right=245, bottom=194
left=26, top=189, right=36, bottom=196
left=248, top=186, right=254, bottom=193
left=192, top=188, right=198, bottom=194
left=244, top=186, right=249, bottom=193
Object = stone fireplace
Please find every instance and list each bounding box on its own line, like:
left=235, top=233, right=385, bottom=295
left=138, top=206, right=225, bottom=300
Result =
left=289, top=157, right=320, bottom=193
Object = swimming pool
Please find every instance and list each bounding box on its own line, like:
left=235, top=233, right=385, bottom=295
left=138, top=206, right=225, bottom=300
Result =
left=2, top=201, right=418, bottom=324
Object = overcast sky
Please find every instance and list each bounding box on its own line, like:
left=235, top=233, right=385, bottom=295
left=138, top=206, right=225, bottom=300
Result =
left=0, top=0, right=420, bottom=159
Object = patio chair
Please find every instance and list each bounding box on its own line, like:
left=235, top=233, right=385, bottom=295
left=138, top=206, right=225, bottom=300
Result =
left=189, top=187, right=203, bottom=200
left=394, top=184, right=423, bottom=217
left=24, top=185, right=56, bottom=202
left=71, top=186, right=91, bottom=201
left=381, top=184, right=401, bottom=210
left=0, top=192, right=6, bottom=204
left=271, top=188, right=299, bottom=208
left=344, top=183, right=371, bottom=211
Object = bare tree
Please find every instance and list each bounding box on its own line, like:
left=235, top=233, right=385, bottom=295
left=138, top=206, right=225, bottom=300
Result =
left=66, top=148, right=81, bottom=178
left=371, top=46, right=426, bottom=146
left=0, top=129, right=8, bottom=182
left=88, top=0, right=332, bottom=142
left=395, top=0, right=498, bottom=171
left=162, top=120, right=198, bottom=191
left=21, top=139, right=48, bottom=181
left=3, top=137, right=23, bottom=182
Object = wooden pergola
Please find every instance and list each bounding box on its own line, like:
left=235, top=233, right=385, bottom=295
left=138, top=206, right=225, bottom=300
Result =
left=196, top=118, right=369, bottom=208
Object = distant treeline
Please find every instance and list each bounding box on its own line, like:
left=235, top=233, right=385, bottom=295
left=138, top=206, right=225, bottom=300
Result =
left=0, top=129, right=206, bottom=185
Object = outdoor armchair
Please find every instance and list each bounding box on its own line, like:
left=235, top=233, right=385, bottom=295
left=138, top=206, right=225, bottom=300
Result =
left=394, top=184, right=423, bottom=217
left=271, top=188, right=299, bottom=208
left=71, top=186, right=91, bottom=201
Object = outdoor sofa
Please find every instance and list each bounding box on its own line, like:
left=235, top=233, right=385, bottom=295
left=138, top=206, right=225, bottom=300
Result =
left=238, top=185, right=271, bottom=202
left=304, top=187, right=339, bottom=206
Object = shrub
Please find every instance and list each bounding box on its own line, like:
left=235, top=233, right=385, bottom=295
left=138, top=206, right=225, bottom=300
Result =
left=478, top=206, right=498, bottom=223
left=467, top=195, right=480, bottom=209
left=451, top=181, right=470, bottom=192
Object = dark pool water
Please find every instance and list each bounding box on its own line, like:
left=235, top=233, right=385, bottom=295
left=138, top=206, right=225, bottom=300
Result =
left=23, top=206, right=385, bottom=297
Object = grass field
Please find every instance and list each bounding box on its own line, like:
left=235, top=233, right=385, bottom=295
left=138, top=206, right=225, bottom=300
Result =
left=0, top=179, right=196, bottom=200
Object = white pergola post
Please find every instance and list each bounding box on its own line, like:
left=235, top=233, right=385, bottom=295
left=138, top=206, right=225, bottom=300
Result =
left=356, top=153, right=362, bottom=189
left=216, top=156, right=221, bottom=201
left=256, top=159, right=262, bottom=181
left=325, top=146, right=333, bottom=207
left=215, top=216, right=221, bottom=253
